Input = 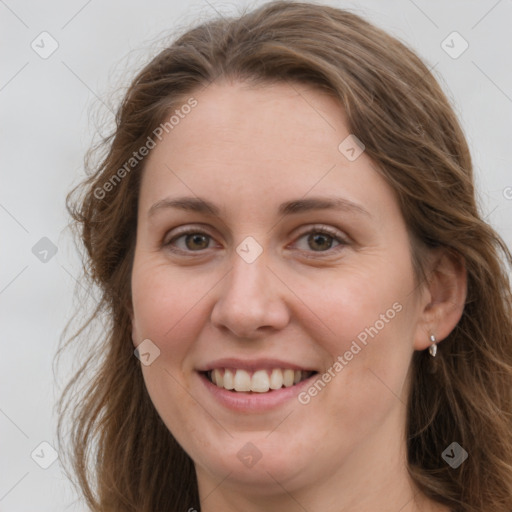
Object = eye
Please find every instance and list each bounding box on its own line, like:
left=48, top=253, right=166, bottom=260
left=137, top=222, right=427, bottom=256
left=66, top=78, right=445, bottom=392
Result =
left=291, top=225, right=348, bottom=255
left=164, top=229, right=216, bottom=253
left=163, top=225, right=348, bottom=256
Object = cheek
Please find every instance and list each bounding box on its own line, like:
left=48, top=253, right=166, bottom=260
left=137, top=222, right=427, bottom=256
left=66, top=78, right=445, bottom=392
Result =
left=131, top=262, right=204, bottom=354
left=310, top=260, right=415, bottom=353
left=293, top=281, right=415, bottom=462
left=301, top=253, right=418, bottom=407
left=131, top=262, right=214, bottom=447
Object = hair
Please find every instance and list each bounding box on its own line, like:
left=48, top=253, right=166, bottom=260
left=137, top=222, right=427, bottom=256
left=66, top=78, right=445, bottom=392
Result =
left=56, top=1, right=512, bottom=511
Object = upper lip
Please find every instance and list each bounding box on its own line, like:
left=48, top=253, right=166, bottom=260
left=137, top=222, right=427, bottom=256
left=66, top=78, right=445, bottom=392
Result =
left=197, top=358, right=317, bottom=372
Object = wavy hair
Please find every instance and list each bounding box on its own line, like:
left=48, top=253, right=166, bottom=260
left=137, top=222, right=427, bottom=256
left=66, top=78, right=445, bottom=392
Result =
left=56, top=1, right=512, bottom=510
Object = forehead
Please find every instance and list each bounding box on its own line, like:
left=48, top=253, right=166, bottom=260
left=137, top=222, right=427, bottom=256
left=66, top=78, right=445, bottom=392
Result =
left=145, top=79, right=347, bottom=169
left=138, top=80, right=400, bottom=224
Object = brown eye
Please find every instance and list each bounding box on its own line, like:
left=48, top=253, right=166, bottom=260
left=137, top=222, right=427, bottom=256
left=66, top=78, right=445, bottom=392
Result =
left=306, top=232, right=336, bottom=251
left=183, top=233, right=210, bottom=251
left=293, top=226, right=347, bottom=255
left=165, top=230, right=214, bottom=253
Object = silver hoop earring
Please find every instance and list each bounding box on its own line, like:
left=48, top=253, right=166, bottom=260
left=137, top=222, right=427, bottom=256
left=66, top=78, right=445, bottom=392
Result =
left=428, top=334, right=437, bottom=357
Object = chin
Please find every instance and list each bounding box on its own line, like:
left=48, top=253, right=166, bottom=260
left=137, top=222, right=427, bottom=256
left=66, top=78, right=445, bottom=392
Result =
left=193, top=434, right=319, bottom=494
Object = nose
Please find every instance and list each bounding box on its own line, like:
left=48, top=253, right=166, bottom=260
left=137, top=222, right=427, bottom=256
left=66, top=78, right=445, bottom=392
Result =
left=210, top=250, right=290, bottom=340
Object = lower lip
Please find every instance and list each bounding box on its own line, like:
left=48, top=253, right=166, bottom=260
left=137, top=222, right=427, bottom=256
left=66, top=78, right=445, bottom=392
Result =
left=198, top=372, right=317, bottom=412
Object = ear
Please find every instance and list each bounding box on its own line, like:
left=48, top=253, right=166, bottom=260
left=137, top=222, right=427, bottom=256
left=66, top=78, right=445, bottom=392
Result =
left=413, top=248, right=467, bottom=351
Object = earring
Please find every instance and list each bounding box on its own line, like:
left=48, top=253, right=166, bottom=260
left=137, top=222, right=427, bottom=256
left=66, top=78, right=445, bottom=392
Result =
left=428, top=334, right=437, bottom=357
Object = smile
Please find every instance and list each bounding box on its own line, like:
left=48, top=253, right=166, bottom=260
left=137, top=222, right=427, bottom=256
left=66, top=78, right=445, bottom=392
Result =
left=205, top=368, right=316, bottom=393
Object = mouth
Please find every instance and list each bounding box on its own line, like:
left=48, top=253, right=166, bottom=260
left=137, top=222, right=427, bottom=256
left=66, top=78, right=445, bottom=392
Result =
left=201, top=368, right=318, bottom=393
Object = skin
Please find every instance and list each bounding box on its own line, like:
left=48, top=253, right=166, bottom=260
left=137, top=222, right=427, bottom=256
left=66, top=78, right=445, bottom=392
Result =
left=130, top=80, right=466, bottom=511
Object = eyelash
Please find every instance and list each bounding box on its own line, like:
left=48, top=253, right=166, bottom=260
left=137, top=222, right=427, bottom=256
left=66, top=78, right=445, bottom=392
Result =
left=163, top=225, right=349, bottom=258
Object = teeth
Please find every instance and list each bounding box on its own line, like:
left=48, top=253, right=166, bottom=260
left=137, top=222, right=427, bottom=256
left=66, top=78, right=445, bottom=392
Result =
left=223, top=369, right=234, bottom=390
left=212, top=368, right=223, bottom=387
left=283, top=369, right=294, bottom=387
left=233, top=369, right=251, bottom=392
left=269, top=368, right=283, bottom=389
left=209, top=368, right=311, bottom=393
left=251, top=370, right=270, bottom=392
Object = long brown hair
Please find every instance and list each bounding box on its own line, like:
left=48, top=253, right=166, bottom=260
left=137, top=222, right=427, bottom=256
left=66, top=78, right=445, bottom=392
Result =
left=56, top=1, right=512, bottom=510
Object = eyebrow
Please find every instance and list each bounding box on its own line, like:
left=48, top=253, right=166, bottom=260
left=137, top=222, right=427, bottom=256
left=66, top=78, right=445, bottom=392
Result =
left=148, top=195, right=371, bottom=219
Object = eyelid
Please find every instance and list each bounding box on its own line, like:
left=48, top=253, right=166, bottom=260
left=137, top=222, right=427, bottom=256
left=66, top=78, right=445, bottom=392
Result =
left=291, top=224, right=349, bottom=243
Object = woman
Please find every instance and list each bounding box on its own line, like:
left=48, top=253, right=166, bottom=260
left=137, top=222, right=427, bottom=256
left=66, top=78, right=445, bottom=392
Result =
left=57, top=1, right=512, bottom=511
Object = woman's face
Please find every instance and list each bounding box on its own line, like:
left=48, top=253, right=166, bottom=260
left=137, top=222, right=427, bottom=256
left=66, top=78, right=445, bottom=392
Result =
left=131, top=81, right=430, bottom=495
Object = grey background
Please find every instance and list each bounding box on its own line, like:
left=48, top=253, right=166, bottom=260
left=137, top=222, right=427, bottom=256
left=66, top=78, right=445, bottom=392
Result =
left=1, top=0, right=511, bottom=510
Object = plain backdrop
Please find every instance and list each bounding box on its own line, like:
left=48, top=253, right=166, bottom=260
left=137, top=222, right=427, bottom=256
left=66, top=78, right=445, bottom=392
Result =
left=1, top=0, right=511, bottom=510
